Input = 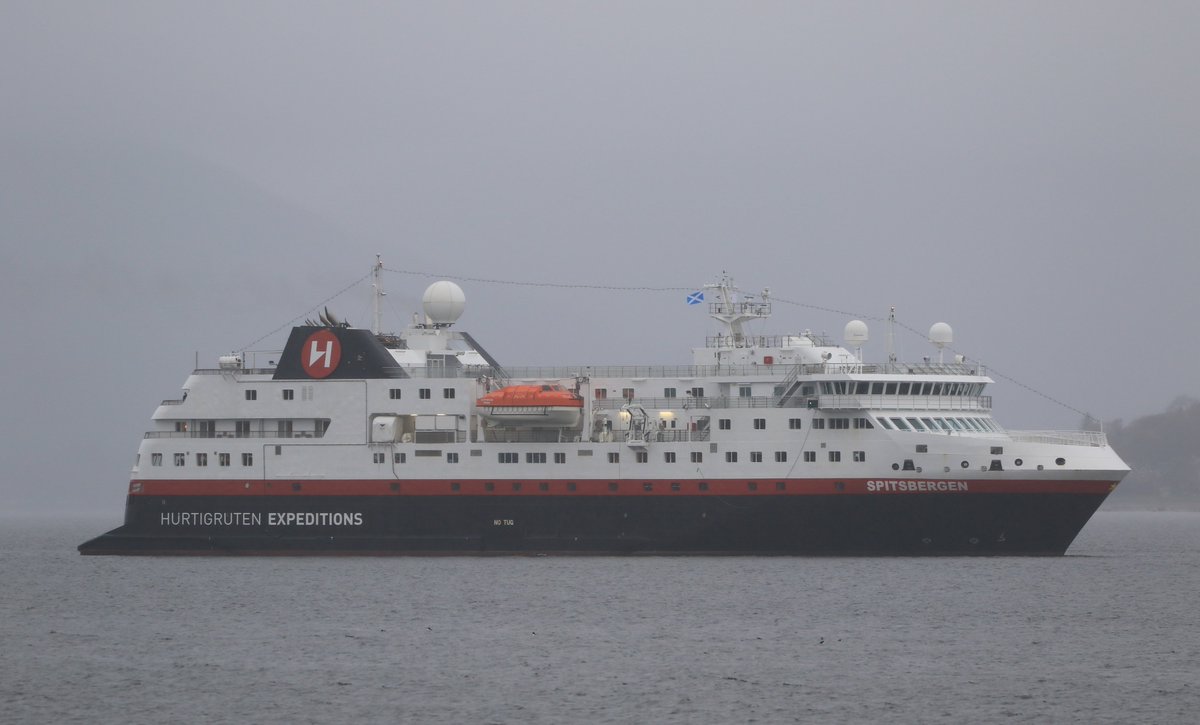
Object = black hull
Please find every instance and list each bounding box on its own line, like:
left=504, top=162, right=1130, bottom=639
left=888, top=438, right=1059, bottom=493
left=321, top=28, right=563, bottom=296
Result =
left=79, top=492, right=1110, bottom=556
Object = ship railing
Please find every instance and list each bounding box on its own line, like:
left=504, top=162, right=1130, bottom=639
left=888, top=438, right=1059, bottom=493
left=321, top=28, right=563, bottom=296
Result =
left=593, top=396, right=780, bottom=410
left=185, top=360, right=986, bottom=381
left=1007, top=430, right=1109, bottom=447
left=144, top=430, right=328, bottom=440
left=803, top=394, right=993, bottom=411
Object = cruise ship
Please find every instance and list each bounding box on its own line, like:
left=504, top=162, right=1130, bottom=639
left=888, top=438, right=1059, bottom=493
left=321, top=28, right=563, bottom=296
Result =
left=79, top=264, right=1129, bottom=555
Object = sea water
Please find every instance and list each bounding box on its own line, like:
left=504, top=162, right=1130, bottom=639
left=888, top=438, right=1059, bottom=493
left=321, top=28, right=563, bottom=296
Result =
left=2, top=511, right=1197, bottom=724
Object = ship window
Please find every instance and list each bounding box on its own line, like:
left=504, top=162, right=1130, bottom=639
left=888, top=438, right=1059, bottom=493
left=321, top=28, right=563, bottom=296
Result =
left=830, top=418, right=849, bottom=429
left=991, top=446, right=1004, bottom=455
left=373, top=452, right=385, bottom=463
left=539, top=482, right=549, bottom=492
left=526, top=452, right=547, bottom=463
left=175, top=421, right=187, bottom=433
left=945, top=418, right=963, bottom=430
left=622, top=388, right=635, bottom=400
left=389, top=388, right=402, bottom=399
left=921, top=418, right=936, bottom=430
left=664, top=452, right=676, bottom=463
left=278, top=420, right=293, bottom=437
left=854, top=417, right=873, bottom=429
left=906, top=418, right=925, bottom=431
left=726, top=451, right=738, bottom=463
left=242, top=452, right=253, bottom=466
left=877, top=417, right=894, bottom=430
left=776, top=481, right=786, bottom=491
left=890, top=418, right=909, bottom=431
left=750, top=451, right=763, bottom=462
left=394, top=452, right=406, bottom=463
left=855, top=382, right=869, bottom=394
left=196, top=453, right=207, bottom=466
left=595, top=388, right=607, bottom=399
left=554, top=452, right=566, bottom=464
left=218, top=453, right=230, bottom=466
left=882, top=383, right=895, bottom=395
left=499, top=452, right=518, bottom=463
left=174, top=453, right=185, bottom=466
left=753, top=418, right=766, bottom=430
left=789, top=418, right=802, bottom=429
left=748, top=481, right=758, bottom=491
left=485, top=482, right=495, bottom=491
left=804, top=451, right=816, bottom=462
left=235, top=420, right=250, bottom=437
left=719, top=419, right=731, bottom=430
left=608, top=482, right=618, bottom=492
left=671, top=482, right=681, bottom=491
left=447, top=453, right=459, bottom=463
left=664, top=387, right=677, bottom=398
left=577, top=449, right=593, bottom=456
left=282, top=389, right=294, bottom=400
left=916, top=444, right=928, bottom=453
left=636, top=451, right=648, bottom=463
left=775, top=451, right=787, bottom=462
left=898, top=383, right=910, bottom=395
left=829, top=451, right=842, bottom=462
left=853, top=450, right=866, bottom=462
left=443, top=388, right=455, bottom=399
left=739, top=386, right=752, bottom=398
left=151, top=453, right=162, bottom=466
left=419, top=388, right=431, bottom=399
left=245, top=390, right=257, bottom=401
left=451, top=482, right=460, bottom=492
left=698, top=481, right=709, bottom=491
left=871, top=382, right=884, bottom=394
left=691, top=452, right=703, bottom=463
left=933, top=383, right=945, bottom=395
left=812, top=418, right=825, bottom=429
left=690, top=387, right=704, bottom=398
left=608, top=452, right=619, bottom=463
left=710, top=443, right=718, bottom=453
left=1056, top=457, right=1066, bottom=466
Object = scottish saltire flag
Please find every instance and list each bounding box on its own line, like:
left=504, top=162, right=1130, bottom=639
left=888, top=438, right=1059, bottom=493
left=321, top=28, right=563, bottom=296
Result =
left=686, top=291, right=704, bottom=305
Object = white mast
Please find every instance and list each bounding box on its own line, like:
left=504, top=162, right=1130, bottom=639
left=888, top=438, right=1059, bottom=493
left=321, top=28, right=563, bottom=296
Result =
left=705, top=273, right=771, bottom=347
left=371, top=254, right=385, bottom=334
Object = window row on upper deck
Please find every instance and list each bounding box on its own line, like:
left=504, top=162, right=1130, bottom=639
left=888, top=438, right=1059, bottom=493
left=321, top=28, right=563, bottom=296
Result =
left=821, top=381, right=984, bottom=396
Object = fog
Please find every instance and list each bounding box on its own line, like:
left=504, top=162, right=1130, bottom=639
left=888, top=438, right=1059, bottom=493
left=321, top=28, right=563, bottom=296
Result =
left=2, top=2, right=1197, bottom=515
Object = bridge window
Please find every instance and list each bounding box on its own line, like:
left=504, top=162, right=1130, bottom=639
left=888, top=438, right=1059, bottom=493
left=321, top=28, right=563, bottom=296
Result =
left=877, top=417, right=894, bottom=430
left=871, top=382, right=884, bottom=394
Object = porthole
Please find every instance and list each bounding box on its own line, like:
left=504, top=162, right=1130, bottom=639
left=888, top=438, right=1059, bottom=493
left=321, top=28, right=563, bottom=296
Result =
left=961, top=460, right=970, bottom=469
left=969, top=537, right=979, bottom=545
left=921, top=537, right=932, bottom=545
left=1014, top=458, right=1023, bottom=467
left=1055, top=457, right=1066, bottom=466
left=892, top=463, right=900, bottom=471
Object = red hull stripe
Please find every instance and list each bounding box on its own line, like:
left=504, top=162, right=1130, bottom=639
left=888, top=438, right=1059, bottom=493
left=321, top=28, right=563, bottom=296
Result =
left=129, top=478, right=1118, bottom=497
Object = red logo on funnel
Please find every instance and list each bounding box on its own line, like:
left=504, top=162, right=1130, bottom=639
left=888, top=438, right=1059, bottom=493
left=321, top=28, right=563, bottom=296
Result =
left=301, top=330, right=341, bottom=378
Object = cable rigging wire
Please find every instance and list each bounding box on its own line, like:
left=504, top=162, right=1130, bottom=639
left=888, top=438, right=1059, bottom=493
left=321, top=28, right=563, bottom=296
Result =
left=240, top=264, right=1093, bottom=421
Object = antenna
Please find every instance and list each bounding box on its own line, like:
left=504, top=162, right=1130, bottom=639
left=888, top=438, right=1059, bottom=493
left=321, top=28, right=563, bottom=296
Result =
left=886, top=307, right=897, bottom=364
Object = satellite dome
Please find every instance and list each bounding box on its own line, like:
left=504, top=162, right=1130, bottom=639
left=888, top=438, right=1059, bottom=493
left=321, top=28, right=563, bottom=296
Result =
left=929, top=322, right=953, bottom=348
left=844, top=320, right=869, bottom=346
left=422, top=281, right=466, bottom=325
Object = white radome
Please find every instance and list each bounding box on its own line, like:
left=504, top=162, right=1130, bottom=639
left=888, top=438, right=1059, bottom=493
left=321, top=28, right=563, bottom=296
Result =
left=422, top=281, right=467, bottom=325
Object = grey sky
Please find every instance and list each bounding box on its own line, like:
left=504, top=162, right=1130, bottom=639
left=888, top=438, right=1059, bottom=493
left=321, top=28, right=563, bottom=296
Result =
left=2, top=2, right=1197, bottom=515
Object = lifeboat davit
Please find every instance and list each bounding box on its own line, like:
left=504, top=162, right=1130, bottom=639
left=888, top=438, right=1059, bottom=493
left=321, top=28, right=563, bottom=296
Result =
left=476, top=384, right=583, bottom=427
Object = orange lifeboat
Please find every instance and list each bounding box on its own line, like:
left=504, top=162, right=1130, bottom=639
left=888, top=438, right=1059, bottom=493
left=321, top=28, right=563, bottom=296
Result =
left=475, top=384, right=583, bottom=427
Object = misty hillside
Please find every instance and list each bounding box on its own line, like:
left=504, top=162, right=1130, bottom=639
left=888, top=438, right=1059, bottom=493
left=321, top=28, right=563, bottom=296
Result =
left=1103, top=397, right=1200, bottom=509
